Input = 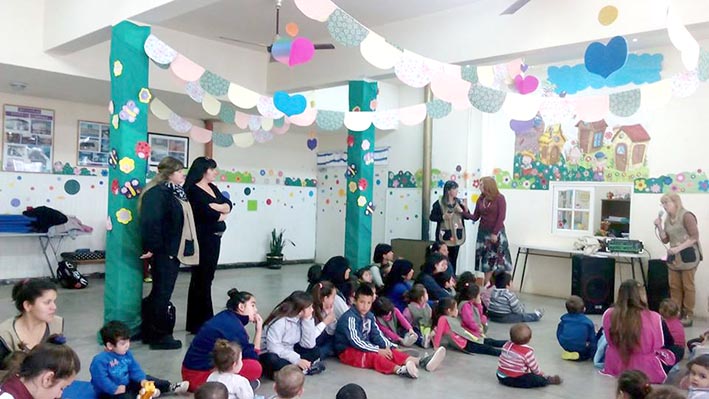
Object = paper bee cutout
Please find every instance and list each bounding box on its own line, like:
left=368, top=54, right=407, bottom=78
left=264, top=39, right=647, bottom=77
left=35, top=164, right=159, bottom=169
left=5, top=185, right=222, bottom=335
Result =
left=365, top=202, right=376, bottom=216
left=345, top=163, right=357, bottom=178
left=108, top=149, right=118, bottom=169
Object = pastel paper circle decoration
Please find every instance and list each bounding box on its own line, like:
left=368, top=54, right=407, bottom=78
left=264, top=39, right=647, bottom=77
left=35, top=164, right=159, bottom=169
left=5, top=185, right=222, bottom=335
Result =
left=327, top=8, right=368, bottom=47
left=235, top=112, right=250, bottom=129
left=185, top=81, right=205, bottom=102
left=698, top=49, right=709, bottom=82
left=609, top=89, right=641, bottom=117
left=199, top=71, right=230, bottom=96
left=261, top=118, right=274, bottom=131
left=316, top=110, right=345, bottom=131
left=257, top=96, right=285, bottom=119
left=398, top=104, right=427, bottom=126
left=228, top=83, right=260, bottom=109
left=273, top=91, right=307, bottom=116
left=201, top=93, right=222, bottom=116
left=170, top=54, right=205, bottom=82
left=248, top=116, right=262, bottom=132
left=289, top=37, right=315, bottom=67
left=598, top=5, right=618, bottom=26
left=271, top=119, right=291, bottom=135
left=168, top=113, right=192, bottom=133
left=344, top=112, right=373, bottom=131
left=426, top=100, right=452, bottom=119
left=514, top=74, right=539, bottom=94
left=288, top=106, right=318, bottom=126
left=395, top=52, right=431, bottom=88
left=502, top=93, right=542, bottom=121
left=144, top=35, right=178, bottom=65
left=233, top=132, right=255, bottom=148
left=150, top=98, right=171, bottom=120
left=252, top=129, right=274, bottom=143
left=360, top=32, right=403, bottom=70
left=570, top=95, right=609, bottom=121
left=468, top=85, right=507, bottom=113
left=190, top=126, right=213, bottom=143
left=373, top=110, right=399, bottom=130
left=218, top=103, right=236, bottom=124
left=294, top=0, right=337, bottom=22
left=671, top=70, right=700, bottom=98
left=584, top=36, right=628, bottom=79
left=461, top=65, right=479, bottom=84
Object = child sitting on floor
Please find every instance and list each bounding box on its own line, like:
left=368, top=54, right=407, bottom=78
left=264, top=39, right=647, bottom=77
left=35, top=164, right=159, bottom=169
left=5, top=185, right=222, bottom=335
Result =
left=455, top=282, right=507, bottom=354
left=271, top=365, right=304, bottom=399
left=334, top=284, right=446, bottom=379
left=497, top=323, right=561, bottom=388
left=195, top=382, right=228, bottom=399
left=206, top=340, right=253, bottom=399
left=688, top=330, right=709, bottom=359
left=336, top=384, right=367, bottom=399
left=680, top=355, right=709, bottom=399
left=403, top=284, right=434, bottom=348
left=372, top=297, right=418, bottom=347
left=659, top=299, right=686, bottom=361
left=90, top=321, right=188, bottom=399
left=616, top=370, right=652, bottom=399
left=434, top=271, right=456, bottom=297
left=487, top=273, right=543, bottom=323
left=432, top=298, right=504, bottom=357
left=556, top=295, right=597, bottom=361
left=356, top=269, right=373, bottom=286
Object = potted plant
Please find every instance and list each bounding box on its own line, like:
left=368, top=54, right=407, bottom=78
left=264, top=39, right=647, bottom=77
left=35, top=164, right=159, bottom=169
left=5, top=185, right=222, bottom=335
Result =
left=266, top=228, right=295, bottom=269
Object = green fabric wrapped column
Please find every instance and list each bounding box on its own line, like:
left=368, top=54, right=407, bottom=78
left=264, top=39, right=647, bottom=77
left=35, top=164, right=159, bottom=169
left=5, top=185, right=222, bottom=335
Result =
left=105, top=21, right=151, bottom=333
left=344, top=81, right=378, bottom=271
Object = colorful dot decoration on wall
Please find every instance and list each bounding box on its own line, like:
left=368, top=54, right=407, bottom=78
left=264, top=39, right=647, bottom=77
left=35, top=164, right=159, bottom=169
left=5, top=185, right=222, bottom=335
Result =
left=64, top=180, right=81, bottom=195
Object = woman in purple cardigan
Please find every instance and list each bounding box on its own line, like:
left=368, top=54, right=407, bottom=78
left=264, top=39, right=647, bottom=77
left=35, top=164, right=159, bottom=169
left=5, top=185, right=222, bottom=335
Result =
left=472, top=177, right=512, bottom=283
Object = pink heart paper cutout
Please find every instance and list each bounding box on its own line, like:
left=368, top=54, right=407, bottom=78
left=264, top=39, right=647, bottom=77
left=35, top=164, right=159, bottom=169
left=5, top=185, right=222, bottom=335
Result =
left=290, top=37, right=315, bottom=67
left=514, top=74, right=539, bottom=95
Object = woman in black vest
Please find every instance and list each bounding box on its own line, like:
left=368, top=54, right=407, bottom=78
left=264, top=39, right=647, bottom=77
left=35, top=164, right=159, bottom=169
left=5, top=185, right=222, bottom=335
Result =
left=140, top=156, right=198, bottom=350
left=429, top=180, right=473, bottom=274
left=185, top=157, right=232, bottom=334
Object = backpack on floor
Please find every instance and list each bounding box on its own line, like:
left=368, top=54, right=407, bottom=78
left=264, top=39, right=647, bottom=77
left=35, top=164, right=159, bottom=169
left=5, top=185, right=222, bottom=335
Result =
left=56, top=261, right=88, bottom=289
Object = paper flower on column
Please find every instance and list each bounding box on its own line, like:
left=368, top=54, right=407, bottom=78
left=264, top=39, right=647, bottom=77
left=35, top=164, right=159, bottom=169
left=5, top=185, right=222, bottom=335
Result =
left=348, top=181, right=358, bottom=193
left=115, top=208, right=133, bottom=225
left=113, top=60, right=123, bottom=77
left=119, top=157, right=135, bottom=174
left=357, top=195, right=367, bottom=207
left=138, top=88, right=152, bottom=104
left=111, top=114, right=119, bottom=129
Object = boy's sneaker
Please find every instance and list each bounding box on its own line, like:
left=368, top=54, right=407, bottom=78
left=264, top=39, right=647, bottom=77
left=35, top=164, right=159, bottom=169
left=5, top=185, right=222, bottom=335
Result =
left=419, top=347, right=446, bottom=372
left=249, top=379, right=261, bottom=391
left=305, top=359, right=326, bottom=375
left=395, top=360, right=419, bottom=379
left=546, top=375, right=562, bottom=385
left=534, top=308, right=545, bottom=319
left=402, top=332, right=418, bottom=347
left=169, top=381, right=189, bottom=395
left=561, top=351, right=579, bottom=361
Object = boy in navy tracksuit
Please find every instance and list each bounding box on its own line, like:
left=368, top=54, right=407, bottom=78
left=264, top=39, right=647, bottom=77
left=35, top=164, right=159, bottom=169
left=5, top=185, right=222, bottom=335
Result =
left=556, top=296, right=597, bottom=361
left=334, top=284, right=446, bottom=378
left=90, top=321, right=188, bottom=399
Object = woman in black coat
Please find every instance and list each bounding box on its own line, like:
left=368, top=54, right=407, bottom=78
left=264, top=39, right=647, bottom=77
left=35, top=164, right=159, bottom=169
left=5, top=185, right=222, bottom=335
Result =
left=140, top=156, right=197, bottom=350
left=184, top=157, right=232, bottom=334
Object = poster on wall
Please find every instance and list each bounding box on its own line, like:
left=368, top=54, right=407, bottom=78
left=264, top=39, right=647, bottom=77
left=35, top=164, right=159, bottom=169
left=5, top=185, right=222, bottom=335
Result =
left=77, top=120, right=110, bottom=167
left=148, top=133, right=189, bottom=167
left=3, top=105, right=54, bottom=173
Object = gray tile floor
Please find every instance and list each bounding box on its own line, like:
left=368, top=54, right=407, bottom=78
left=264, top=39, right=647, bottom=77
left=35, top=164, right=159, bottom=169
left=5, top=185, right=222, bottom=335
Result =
left=1, top=264, right=705, bottom=399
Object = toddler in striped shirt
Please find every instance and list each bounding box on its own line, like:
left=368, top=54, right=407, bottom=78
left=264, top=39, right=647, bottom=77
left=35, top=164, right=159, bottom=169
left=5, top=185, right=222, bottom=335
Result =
left=497, top=323, right=561, bottom=389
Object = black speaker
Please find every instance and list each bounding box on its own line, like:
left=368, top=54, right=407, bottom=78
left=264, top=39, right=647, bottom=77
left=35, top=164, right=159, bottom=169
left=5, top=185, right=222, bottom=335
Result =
left=646, top=259, right=670, bottom=312
left=572, top=255, right=616, bottom=314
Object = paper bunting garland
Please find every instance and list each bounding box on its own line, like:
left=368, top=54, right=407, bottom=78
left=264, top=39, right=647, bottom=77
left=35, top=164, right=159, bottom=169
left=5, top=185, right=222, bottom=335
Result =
left=327, top=9, right=368, bottom=47
left=398, top=104, right=427, bottom=126
left=699, top=49, right=709, bottom=82
left=170, top=54, right=205, bottom=82
left=502, top=93, right=543, bottom=121
left=609, top=89, right=641, bottom=117
left=185, top=81, right=205, bottom=102
left=201, top=93, right=221, bottom=116
left=190, top=126, right=213, bottom=143
left=468, top=85, right=506, bottom=113
left=252, top=130, right=274, bottom=143
left=199, top=71, right=230, bottom=96
left=248, top=116, right=262, bottom=132
left=640, top=80, right=672, bottom=111
left=273, top=92, right=306, bottom=117
left=168, top=113, right=192, bottom=133
left=144, top=35, right=177, bottom=65
left=261, top=118, right=274, bottom=131
left=667, top=6, right=700, bottom=70
left=293, top=0, right=336, bottom=22
left=360, top=32, right=402, bottom=70
left=289, top=106, right=318, bottom=126
left=228, top=83, right=260, bottom=109
left=218, top=103, right=236, bottom=124
left=426, top=100, right=452, bottom=119
left=571, top=95, right=610, bottom=121
left=271, top=119, right=291, bottom=135
left=344, top=112, right=373, bottom=132
left=233, top=132, right=255, bottom=148
left=316, top=110, right=345, bottom=131
left=395, top=52, right=431, bottom=88
left=373, top=110, right=399, bottom=130
left=671, top=71, right=700, bottom=98
left=461, top=64, right=478, bottom=84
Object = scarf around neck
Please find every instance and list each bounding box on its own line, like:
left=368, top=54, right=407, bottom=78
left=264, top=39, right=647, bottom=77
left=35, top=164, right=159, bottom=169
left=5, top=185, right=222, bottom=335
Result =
left=165, top=181, right=187, bottom=201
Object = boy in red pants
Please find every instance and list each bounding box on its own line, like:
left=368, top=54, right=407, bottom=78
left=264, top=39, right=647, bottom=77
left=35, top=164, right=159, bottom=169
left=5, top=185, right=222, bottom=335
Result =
left=334, top=284, right=446, bottom=378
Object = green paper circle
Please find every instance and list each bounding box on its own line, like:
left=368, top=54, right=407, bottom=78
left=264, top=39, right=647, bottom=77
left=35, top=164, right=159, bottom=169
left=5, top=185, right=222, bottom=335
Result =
left=212, top=132, right=234, bottom=148
left=218, top=103, right=236, bottom=123
left=609, top=89, right=641, bottom=117
left=698, top=49, right=709, bottom=82
left=316, top=110, right=345, bottom=131
left=327, top=9, right=368, bottom=47
left=461, top=64, right=478, bottom=84
left=426, top=100, right=452, bottom=119
left=199, top=71, right=229, bottom=97
left=468, top=84, right=506, bottom=113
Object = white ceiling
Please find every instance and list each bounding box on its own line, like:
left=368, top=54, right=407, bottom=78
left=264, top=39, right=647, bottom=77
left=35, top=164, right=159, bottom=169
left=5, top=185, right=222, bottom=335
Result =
left=150, top=0, right=484, bottom=48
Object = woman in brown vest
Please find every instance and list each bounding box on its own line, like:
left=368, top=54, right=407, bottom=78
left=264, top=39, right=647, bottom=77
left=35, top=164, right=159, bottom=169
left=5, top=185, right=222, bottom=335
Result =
left=429, top=180, right=473, bottom=274
left=0, top=279, right=63, bottom=376
left=654, top=193, right=702, bottom=327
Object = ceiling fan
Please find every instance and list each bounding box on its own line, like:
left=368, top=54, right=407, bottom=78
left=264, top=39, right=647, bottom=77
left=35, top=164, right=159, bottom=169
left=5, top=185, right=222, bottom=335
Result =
left=500, top=0, right=532, bottom=15
left=219, top=0, right=335, bottom=57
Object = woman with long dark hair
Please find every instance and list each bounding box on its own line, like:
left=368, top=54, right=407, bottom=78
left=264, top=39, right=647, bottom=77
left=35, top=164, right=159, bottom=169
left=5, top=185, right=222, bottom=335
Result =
left=320, top=256, right=353, bottom=304
left=429, top=180, right=472, bottom=274
left=140, top=156, right=198, bottom=350
left=184, top=157, right=232, bottom=334
left=602, top=280, right=679, bottom=383
left=472, top=177, right=513, bottom=284
left=382, top=259, right=415, bottom=311
left=415, top=253, right=452, bottom=301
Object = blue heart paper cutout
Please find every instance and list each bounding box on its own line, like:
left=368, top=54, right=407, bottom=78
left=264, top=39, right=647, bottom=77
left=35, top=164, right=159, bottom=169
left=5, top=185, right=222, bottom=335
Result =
left=584, top=36, right=628, bottom=78
left=273, top=91, right=307, bottom=117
